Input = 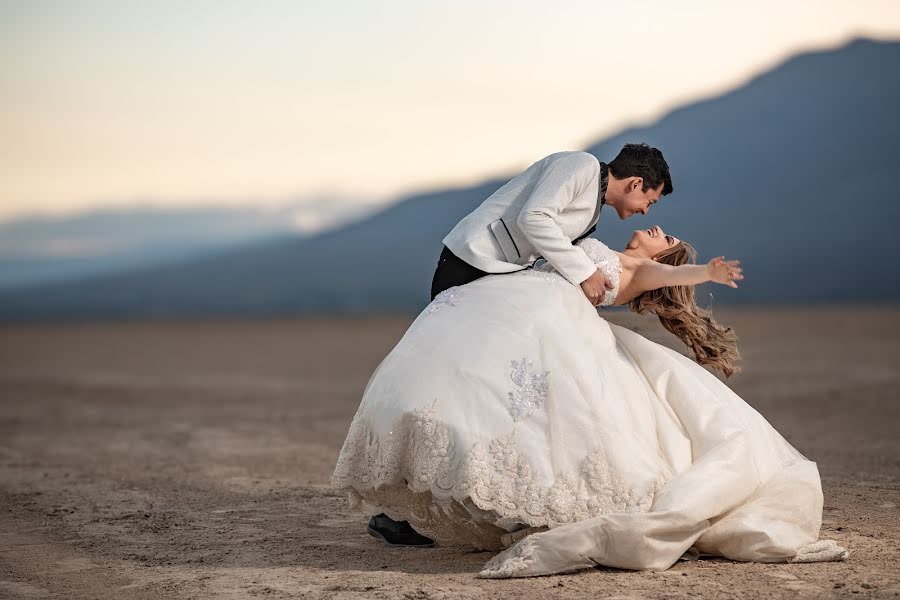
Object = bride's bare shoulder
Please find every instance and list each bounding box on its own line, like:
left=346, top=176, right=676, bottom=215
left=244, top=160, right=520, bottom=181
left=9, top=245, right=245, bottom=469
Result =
left=613, top=251, right=648, bottom=270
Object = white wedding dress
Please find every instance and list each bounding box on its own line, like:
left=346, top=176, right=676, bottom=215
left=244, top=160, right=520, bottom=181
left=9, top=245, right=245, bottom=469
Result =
left=331, top=238, right=848, bottom=577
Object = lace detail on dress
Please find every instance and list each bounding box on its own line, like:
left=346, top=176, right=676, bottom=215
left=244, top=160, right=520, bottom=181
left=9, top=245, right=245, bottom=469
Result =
left=507, top=358, right=550, bottom=422
left=477, top=532, right=596, bottom=578
left=788, top=539, right=849, bottom=563
left=478, top=536, right=539, bottom=578
left=331, top=398, right=671, bottom=549
left=533, top=237, right=623, bottom=306
left=424, top=286, right=464, bottom=316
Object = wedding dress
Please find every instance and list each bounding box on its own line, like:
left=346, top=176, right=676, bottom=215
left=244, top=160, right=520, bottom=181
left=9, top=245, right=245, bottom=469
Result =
left=330, top=238, right=848, bottom=576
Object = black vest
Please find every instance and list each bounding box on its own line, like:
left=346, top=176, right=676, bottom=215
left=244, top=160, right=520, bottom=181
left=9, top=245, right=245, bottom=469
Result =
left=572, top=161, right=608, bottom=244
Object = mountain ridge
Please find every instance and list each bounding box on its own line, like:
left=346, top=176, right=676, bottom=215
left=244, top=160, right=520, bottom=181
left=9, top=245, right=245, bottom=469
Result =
left=2, top=37, right=898, bottom=320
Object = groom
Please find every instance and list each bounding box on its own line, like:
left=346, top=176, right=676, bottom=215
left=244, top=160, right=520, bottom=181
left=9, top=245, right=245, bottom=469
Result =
left=435, top=143, right=673, bottom=304
left=366, top=143, right=674, bottom=547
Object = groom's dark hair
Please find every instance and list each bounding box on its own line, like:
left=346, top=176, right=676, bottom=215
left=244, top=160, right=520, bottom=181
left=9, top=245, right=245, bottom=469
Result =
left=608, top=143, right=673, bottom=195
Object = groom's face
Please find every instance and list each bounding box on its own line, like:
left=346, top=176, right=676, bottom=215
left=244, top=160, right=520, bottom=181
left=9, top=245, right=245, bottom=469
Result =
left=614, top=180, right=665, bottom=220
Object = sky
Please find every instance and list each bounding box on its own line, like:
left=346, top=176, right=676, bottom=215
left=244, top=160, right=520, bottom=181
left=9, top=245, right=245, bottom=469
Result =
left=1, top=0, right=899, bottom=225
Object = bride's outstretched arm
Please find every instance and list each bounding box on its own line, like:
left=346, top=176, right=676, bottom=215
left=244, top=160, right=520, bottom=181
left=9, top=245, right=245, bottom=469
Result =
left=632, top=256, right=743, bottom=292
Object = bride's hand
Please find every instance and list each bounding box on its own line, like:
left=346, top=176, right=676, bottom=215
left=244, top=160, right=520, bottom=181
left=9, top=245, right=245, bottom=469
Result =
left=706, top=256, right=743, bottom=288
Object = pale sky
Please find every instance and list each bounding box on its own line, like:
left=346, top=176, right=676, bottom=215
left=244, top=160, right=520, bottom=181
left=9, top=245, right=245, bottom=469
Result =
left=1, top=0, right=899, bottom=223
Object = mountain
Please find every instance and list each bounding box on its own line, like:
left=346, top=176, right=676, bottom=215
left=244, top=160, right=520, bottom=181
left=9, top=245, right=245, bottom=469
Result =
left=0, top=206, right=309, bottom=290
left=0, top=194, right=389, bottom=291
left=1, top=37, right=898, bottom=321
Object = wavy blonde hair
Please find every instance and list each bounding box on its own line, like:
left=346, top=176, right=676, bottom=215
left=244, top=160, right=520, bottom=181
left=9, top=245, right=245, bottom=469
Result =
left=627, top=241, right=741, bottom=377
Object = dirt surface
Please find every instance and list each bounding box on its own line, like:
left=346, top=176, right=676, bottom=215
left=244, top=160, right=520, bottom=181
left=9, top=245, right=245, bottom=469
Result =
left=1, top=307, right=899, bottom=599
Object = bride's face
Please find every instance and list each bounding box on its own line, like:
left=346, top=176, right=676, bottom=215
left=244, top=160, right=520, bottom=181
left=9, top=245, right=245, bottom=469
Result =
left=625, top=225, right=680, bottom=259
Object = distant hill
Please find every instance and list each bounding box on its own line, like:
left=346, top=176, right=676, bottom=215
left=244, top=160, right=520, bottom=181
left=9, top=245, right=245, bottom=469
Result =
left=1, top=37, right=898, bottom=321
left=0, top=206, right=307, bottom=290
left=0, top=195, right=389, bottom=291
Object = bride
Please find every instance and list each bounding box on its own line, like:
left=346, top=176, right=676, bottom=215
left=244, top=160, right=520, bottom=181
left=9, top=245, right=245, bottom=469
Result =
left=330, top=226, right=849, bottom=577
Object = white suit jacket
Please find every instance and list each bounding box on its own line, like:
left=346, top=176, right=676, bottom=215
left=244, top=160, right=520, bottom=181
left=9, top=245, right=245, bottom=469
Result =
left=442, top=150, right=605, bottom=285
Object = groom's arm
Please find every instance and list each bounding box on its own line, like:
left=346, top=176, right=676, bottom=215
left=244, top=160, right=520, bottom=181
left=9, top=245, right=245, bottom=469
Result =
left=517, top=152, right=602, bottom=286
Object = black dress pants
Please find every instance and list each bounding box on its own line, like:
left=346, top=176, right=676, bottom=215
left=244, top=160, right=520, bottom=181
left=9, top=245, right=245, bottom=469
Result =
left=430, top=246, right=490, bottom=300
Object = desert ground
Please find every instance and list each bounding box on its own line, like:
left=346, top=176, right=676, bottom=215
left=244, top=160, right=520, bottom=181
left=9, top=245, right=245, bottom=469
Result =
left=1, top=307, right=899, bottom=599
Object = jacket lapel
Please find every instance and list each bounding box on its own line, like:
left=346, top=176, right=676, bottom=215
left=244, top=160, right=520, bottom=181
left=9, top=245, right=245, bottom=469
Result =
left=528, top=162, right=608, bottom=268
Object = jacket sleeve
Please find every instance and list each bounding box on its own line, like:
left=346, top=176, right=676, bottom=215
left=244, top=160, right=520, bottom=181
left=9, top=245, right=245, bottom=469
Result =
left=516, top=152, right=600, bottom=285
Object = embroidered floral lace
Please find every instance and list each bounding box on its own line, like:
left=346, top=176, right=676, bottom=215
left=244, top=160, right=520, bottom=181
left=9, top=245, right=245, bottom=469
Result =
left=424, top=286, right=464, bottom=316
left=331, top=399, right=670, bottom=549
left=507, top=358, right=550, bottom=422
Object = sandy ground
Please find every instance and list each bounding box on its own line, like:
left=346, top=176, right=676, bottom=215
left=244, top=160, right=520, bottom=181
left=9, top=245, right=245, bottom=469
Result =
left=1, top=307, right=899, bottom=599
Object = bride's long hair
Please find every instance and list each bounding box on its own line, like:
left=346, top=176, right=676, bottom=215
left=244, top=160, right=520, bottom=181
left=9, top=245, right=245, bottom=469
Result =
left=628, top=241, right=741, bottom=377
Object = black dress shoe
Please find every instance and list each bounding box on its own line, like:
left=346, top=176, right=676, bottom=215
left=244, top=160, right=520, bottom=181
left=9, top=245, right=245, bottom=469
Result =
left=367, top=513, right=435, bottom=547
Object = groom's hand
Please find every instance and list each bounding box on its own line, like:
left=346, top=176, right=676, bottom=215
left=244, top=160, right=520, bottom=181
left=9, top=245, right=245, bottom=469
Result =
left=580, top=269, right=614, bottom=306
